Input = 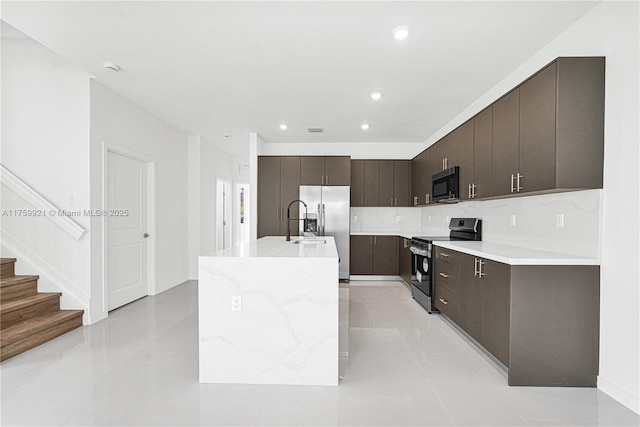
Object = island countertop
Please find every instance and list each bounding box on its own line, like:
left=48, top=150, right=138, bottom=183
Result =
left=203, top=236, right=338, bottom=259
left=198, top=235, right=340, bottom=386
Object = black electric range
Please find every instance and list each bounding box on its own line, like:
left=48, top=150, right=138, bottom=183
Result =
left=410, top=218, right=481, bottom=313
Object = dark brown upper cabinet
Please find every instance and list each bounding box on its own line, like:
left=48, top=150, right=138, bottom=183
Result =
left=494, top=57, right=604, bottom=196
left=518, top=62, right=557, bottom=193
left=350, top=160, right=365, bottom=206
left=413, top=56, right=604, bottom=204
left=473, top=106, right=493, bottom=199
left=411, top=150, right=429, bottom=205
left=492, top=89, right=521, bottom=196
left=451, top=119, right=475, bottom=200
left=301, top=156, right=351, bottom=186
left=351, top=160, right=410, bottom=207
left=257, top=156, right=301, bottom=238
left=393, top=160, right=411, bottom=207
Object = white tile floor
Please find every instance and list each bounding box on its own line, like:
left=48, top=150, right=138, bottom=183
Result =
left=1, top=280, right=638, bottom=426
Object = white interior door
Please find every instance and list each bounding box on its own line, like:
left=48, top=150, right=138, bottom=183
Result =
left=107, top=151, right=149, bottom=311
left=216, top=178, right=232, bottom=250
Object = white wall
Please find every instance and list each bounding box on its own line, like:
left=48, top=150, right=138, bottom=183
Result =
left=418, top=2, right=639, bottom=412
left=262, top=142, right=423, bottom=159
left=187, top=136, right=234, bottom=279
left=1, top=33, right=91, bottom=320
left=89, top=81, right=190, bottom=321
left=199, top=140, right=233, bottom=256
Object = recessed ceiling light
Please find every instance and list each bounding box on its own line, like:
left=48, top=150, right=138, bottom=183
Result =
left=392, top=26, right=410, bottom=40
left=103, top=61, right=121, bottom=72
left=361, top=124, right=370, bottom=130
left=370, top=91, right=383, bottom=101
left=279, top=124, right=288, bottom=130
left=223, top=133, right=230, bottom=138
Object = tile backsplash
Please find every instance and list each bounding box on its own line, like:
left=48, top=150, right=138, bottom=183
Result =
left=350, top=207, right=421, bottom=233
left=351, top=190, right=601, bottom=258
left=419, top=189, right=601, bottom=258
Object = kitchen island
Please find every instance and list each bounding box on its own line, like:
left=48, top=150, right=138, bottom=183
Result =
left=198, top=236, right=340, bottom=386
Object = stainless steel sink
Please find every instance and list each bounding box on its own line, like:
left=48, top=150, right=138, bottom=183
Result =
left=293, top=238, right=326, bottom=245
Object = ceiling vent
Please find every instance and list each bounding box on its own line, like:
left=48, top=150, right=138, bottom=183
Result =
left=307, top=127, right=325, bottom=133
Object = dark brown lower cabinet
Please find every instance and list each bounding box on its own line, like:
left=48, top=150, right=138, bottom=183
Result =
left=398, top=237, right=413, bottom=285
left=349, top=235, right=398, bottom=275
left=350, top=235, right=374, bottom=275
left=433, top=247, right=599, bottom=387
left=479, top=259, right=511, bottom=366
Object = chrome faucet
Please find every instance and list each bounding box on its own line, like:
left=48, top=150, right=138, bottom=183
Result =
left=286, top=200, right=308, bottom=241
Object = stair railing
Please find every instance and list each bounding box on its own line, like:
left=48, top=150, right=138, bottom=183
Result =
left=0, top=165, right=87, bottom=240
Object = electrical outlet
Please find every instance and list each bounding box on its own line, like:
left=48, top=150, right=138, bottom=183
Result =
left=428, top=215, right=432, bottom=223
left=353, top=215, right=358, bottom=222
left=556, top=213, right=565, bottom=228
left=231, top=296, right=242, bottom=312
left=510, top=214, right=517, bottom=227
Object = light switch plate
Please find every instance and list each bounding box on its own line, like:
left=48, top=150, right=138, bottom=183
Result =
left=510, top=214, right=517, bottom=227
left=556, top=213, right=565, bottom=228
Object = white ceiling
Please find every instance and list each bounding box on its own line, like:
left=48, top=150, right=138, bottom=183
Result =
left=1, top=1, right=600, bottom=155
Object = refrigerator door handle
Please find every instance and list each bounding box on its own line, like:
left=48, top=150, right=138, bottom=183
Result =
left=321, top=204, right=326, bottom=235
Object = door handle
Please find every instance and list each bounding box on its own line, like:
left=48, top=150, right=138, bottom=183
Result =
left=143, top=233, right=150, bottom=238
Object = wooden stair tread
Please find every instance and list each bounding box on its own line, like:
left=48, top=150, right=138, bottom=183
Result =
left=0, top=292, right=61, bottom=314
left=0, top=258, right=17, bottom=264
left=0, top=275, right=39, bottom=287
left=1, top=310, right=84, bottom=346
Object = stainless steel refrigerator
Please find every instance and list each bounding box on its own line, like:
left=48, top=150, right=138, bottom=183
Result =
left=299, top=186, right=350, bottom=280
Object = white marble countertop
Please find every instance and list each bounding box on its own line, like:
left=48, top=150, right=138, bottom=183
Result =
left=350, top=231, right=419, bottom=239
left=202, top=236, right=338, bottom=259
left=434, top=241, right=600, bottom=266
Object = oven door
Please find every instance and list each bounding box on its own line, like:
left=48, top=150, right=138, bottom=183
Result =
left=412, top=253, right=432, bottom=296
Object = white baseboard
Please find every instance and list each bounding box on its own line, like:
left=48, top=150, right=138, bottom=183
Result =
left=1, top=230, right=91, bottom=324
left=598, top=376, right=640, bottom=414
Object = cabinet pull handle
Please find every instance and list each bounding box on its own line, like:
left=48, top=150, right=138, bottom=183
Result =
left=440, top=252, right=449, bottom=258
left=370, top=236, right=372, bottom=245
left=474, top=258, right=479, bottom=277
left=374, top=236, right=377, bottom=245
left=439, top=272, right=449, bottom=278
left=510, top=174, right=515, bottom=193
left=472, top=183, right=477, bottom=198
left=391, top=197, right=394, bottom=206
left=326, top=175, right=329, bottom=185
left=413, top=196, right=418, bottom=206
left=394, top=197, right=398, bottom=206
left=478, top=259, right=485, bottom=278
left=516, top=173, right=522, bottom=192
left=439, top=298, right=448, bottom=305
left=468, top=183, right=472, bottom=199
left=277, top=207, right=280, bottom=221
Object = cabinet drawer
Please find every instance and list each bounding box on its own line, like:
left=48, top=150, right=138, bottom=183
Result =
left=434, top=284, right=461, bottom=324
left=434, top=259, right=461, bottom=296
left=434, top=247, right=464, bottom=263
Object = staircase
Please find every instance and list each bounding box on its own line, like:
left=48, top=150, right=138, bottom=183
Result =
left=0, top=258, right=83, bottom=362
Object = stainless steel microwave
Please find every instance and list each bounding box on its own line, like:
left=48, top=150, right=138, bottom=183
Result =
left=432, top=166, right=460, bottom=203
